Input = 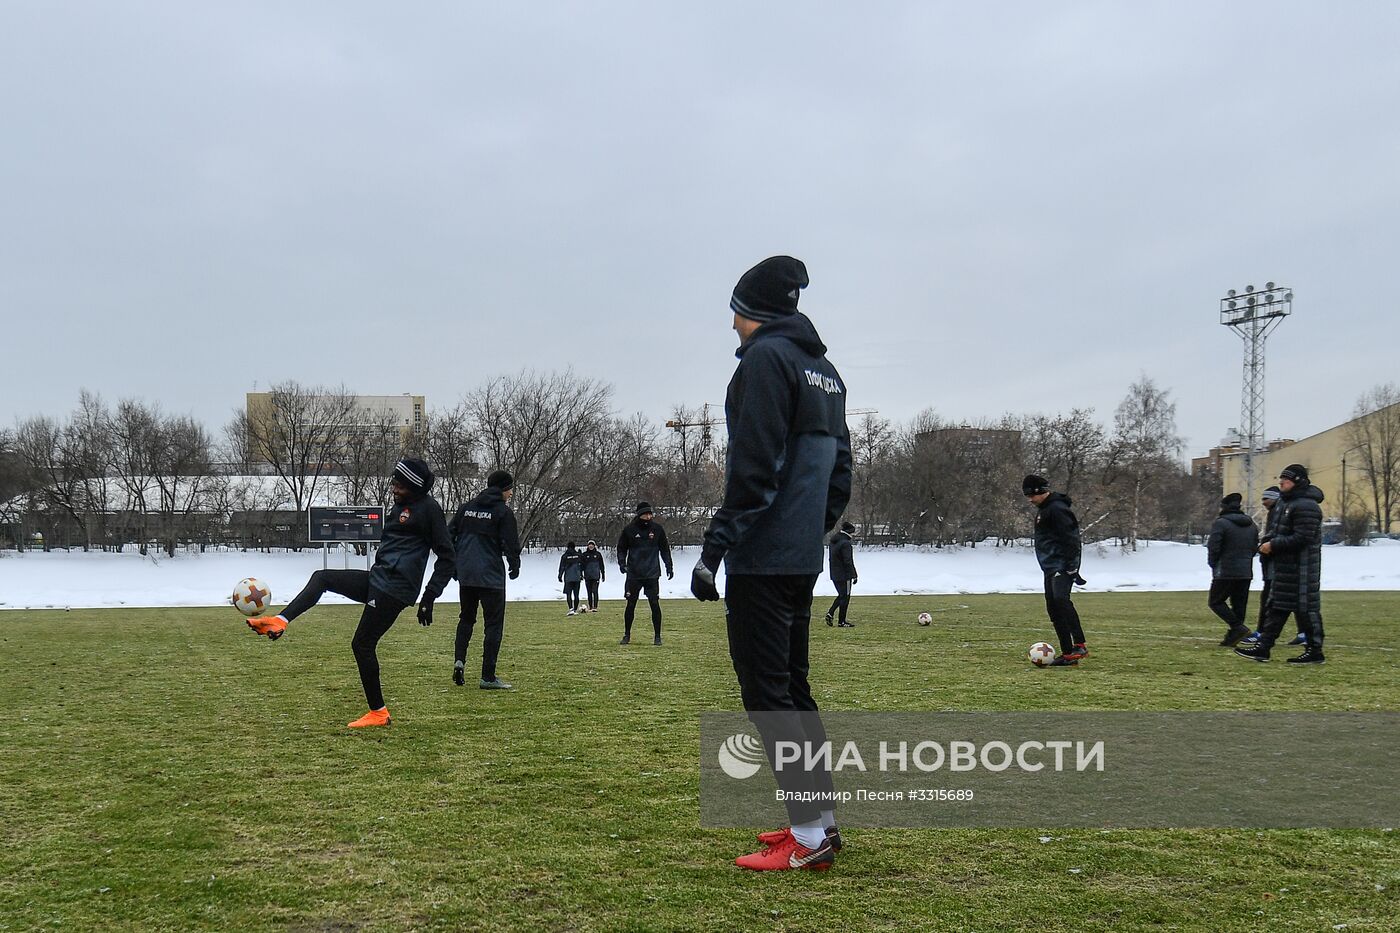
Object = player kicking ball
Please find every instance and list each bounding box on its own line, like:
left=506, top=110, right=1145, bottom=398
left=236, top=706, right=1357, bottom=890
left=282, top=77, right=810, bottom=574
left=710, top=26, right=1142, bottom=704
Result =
left=246, top=458, right=452, bottom=728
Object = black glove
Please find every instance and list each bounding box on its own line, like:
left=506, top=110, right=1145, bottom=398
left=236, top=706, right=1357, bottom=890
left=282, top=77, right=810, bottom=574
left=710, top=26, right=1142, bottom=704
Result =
left=417, top=599, right=434, bottom=626
left=509, top=568, right=520, bottom=580
left=666, top=568, right=674, bottom=580
left=851, top=576, right=858, bottom=585
left=690, top=557, right=720, bottom=602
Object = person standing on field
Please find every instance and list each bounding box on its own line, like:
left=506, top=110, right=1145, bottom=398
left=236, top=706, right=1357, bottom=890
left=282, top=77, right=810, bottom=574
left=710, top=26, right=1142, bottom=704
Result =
left=558, top=541, right=584, bottom=615
left=1206, top=492, right=1258, bottom=647
left=422, top=470, right=522, bottom=689
left=616, top=502, right=673, bottom=645
left=1023, top=474, right=1088, bottom=666
left=691, top=255, right=852, bottom=872
left=824, top=521, right=858, bottom=627
left=246, top=458, right=452, bottom=728
left=580, top=539, right=606, bottom=612
left=1242, top=485, right=1307, bottom=647
left=1234, top=464, right=1326, bottom=664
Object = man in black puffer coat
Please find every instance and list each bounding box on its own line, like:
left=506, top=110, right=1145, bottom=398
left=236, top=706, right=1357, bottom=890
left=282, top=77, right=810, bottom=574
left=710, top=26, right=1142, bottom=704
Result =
left=1235, top=464, right=1325, bottom=664
left=1206, top=492, right=1258, bottom=646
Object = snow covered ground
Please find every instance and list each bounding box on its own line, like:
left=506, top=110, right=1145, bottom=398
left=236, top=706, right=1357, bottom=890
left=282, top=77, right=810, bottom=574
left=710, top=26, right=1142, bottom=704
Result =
left=1, top=540, right=1396, bottom=610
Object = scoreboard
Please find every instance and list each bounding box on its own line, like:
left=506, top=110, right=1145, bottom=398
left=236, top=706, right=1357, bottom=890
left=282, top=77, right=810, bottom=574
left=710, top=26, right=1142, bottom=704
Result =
left=309, top=506, right=384, bottom=543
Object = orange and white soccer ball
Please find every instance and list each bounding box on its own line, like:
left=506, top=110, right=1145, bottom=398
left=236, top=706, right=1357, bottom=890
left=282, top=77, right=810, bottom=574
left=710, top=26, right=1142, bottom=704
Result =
left=232, top=577, right=273, bottom=616
left=1028, top=642, right=1056, bottom=667
left=917, top=612, right=933, bottom=626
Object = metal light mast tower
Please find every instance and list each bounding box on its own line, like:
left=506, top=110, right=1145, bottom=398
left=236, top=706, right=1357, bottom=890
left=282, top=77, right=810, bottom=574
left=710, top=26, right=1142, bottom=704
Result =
left=1219, top=282, right=1293, bottom=510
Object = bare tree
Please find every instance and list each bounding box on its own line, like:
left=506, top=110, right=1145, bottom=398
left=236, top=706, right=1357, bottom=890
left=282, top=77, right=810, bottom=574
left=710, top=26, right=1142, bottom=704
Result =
left=1346, top=382, right=1400, bottom=534
left=1106, top=376, right=1183, bottom=551
left=336, top=407, right=405, bottom=509
left=235, top=381, right=357, bottom=547
left=150, top=414, right=215, bottom=556
left=420, top=400, right=477, bottom=510
left=466, top=370, right=614, bottom=545
left=110, top=399, right=160, bottom=553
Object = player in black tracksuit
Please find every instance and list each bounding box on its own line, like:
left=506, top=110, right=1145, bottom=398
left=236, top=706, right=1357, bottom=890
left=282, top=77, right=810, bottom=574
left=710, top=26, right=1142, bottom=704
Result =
left=1206, top=492, right=1258, bottom=646
left=616, top=502, right=673, bottom=645
left=559, top=542, right=584, bottom=614
left=824, top=522, right=858, bottom=627
left=1023, top=474, right=1088, bottom=666
left=581, top=540, right=606, bottom=612
left=245, top=458, right=452, bottom=728
left=691, top=256, right=852, bottom=871
left=423, top=470, right=522, bottom=689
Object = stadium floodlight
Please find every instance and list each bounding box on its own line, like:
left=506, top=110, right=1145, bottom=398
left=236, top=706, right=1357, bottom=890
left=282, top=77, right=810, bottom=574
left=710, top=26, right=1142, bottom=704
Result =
left=1219, top=283, right=1294, bottom=511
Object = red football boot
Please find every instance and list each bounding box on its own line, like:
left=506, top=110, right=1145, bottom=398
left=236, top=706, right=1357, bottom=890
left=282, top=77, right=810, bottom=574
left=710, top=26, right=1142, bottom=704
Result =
left=735, top=834, right=835, bottom=871
left=756, top=826, right=844, bottom=852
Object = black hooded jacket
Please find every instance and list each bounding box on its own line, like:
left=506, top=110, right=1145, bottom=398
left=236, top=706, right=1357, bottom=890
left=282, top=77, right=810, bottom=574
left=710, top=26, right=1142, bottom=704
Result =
left=581, top=548, right=606, bottom=582
left=370, top=491, right=453, bottom=606
left=828, top=531, right=857, bottom=582
left=1033, top=492, right=1081, bottom=574
left=617, top=518, right=672, bottom=580
left=1207, top=507, right=1259, bottom=581
left=1267, top=484, right=1325, bottom=614
left=424, top=486, right=522, bottom=595
left=558, top=546, right=584, bottom=584
left=700, top=312, right=852, bottom=575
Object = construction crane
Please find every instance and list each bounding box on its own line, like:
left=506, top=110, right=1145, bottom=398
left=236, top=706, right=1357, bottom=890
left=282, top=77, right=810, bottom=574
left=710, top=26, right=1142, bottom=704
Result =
left=666, top=404, right=878, bottom=450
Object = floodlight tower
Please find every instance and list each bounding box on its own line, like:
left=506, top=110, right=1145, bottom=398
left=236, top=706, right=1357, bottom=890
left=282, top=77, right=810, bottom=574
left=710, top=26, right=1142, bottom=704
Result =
left=1219, top=282, right=1293, bottom=510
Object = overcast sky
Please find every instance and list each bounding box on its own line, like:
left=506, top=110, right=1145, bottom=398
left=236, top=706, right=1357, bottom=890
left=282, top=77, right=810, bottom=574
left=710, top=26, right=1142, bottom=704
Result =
left=3, top=2, right=1396, bottom=458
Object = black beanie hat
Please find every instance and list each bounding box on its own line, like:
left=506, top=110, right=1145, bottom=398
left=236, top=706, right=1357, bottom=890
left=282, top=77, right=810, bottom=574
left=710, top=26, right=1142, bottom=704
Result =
left=1022, top=474, right=1050, bottom=496
left=636, top=501, right=653, bottom=516
left=1221, top=492, right=1243, bottom=508
left=393, top=458, right=434, bottom=493
left=731, top=256, right=809, bottom=323
left=487, top=469, right=514, bottom=490
left=840, top=521, right=856, bottom=534
left=1279, top=464, right=1309, bottom=485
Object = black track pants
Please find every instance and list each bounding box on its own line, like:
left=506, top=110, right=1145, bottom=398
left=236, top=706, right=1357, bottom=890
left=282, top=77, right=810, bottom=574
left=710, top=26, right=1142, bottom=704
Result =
left=1043, top=571, right=1085, bottom=654
left=281, top=569, right=406, bottom=710
left=826, top=580, right=853, bottom=623
left=623, top=577, right=661, bottom=637
left=564, top=581, right=581, bottom=611
left=456, top=585, right=507, bottom=681
left=725, top=573, right=834, bottom=826
left=1208, top=579, right=1251, bottom=628
left=585, top=579, right=600, bottom=610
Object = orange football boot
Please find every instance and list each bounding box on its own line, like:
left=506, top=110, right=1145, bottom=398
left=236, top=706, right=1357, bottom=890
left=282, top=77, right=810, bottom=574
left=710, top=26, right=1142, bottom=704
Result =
left=246, top=615, right=287, bottom=640
left=347, top=708, right=391, bottom=729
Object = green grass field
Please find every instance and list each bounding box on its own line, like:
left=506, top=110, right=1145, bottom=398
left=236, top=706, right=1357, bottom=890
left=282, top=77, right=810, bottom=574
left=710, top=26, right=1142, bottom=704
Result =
left=3, top=592, right=1398, bottom=931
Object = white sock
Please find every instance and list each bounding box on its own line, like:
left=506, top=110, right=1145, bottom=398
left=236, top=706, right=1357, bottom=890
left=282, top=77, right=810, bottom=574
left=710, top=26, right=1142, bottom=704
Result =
left=791, top=819, right=826, bottom=849
left=819, top=810, right=836, bottom=830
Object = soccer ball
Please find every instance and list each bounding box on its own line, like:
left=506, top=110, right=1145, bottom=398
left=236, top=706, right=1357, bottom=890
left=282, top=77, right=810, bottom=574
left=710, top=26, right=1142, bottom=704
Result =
left=232, top=577, right=273, bottom=616
left=917, top=612, right=933, bottom=626
left=1028, top=642, right=1056, bottom=667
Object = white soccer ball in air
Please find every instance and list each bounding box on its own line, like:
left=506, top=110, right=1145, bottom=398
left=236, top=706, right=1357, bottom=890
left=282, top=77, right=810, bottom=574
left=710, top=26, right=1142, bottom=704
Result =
left=232, top=577, right=273, bottom=617
left=917, top=611, right=933, bottom=626
left=1028, top=642, right=1056, bottom=667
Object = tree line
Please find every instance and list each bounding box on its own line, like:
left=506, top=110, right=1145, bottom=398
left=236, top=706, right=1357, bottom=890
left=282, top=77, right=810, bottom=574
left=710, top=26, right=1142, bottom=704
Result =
left=2, top=375, right=1396, bottom=554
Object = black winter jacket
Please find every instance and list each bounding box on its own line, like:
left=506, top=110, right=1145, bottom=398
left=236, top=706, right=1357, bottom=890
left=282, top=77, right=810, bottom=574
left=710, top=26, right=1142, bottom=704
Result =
left=828, top=532, right=857, bottom=582
left=558, top=548, right=584, bottom=584
left=617, top=518, right=673, bottom=580
left=581, top=549, right=606, bottom=582
left=424, top=486, right=522, bottom=595
left=369, top=492, right=454, bottom=606
left=1033, top=493, right=1082, bottom=574
left=1267, top=484, right=1324, bottom=614
left=1207, top=508, right=1259, bottom=581
left=701, top=313, right=852, bottom=575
